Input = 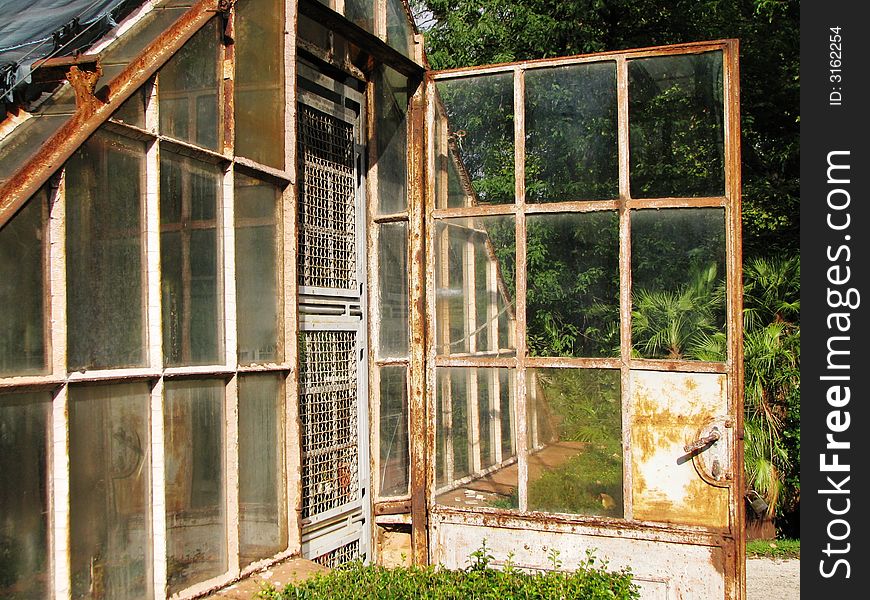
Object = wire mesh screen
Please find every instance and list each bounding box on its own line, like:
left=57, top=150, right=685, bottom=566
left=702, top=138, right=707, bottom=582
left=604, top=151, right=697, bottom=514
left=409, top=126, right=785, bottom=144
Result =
left=299, top=330, right=360, bottom=518
left=298, top=105, right=357, bottom=290
left=313, top=539, right=362, bottom=568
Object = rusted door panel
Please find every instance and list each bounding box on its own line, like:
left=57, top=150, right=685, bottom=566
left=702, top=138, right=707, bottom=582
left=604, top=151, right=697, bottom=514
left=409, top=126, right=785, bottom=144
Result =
left=630, top=371, right=731, bottom=528
left=431, top=518, right=726, bottom=599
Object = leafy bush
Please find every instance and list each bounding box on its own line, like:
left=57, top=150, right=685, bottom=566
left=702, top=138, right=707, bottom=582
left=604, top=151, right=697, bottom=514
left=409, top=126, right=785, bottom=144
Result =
left=258, top=545, right=639, bottom=600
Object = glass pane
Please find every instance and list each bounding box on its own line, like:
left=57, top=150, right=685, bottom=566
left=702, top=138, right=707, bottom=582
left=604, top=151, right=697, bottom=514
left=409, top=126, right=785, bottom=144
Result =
left=435, top=216, right=515, bottom=357
left=379, top=366, right=409, bottom=497
left=69, top=383, right=152, bottom=600
left=631, top=208, right=727, bottom=361
left=235, top=0, right=285, bottom=169
left=164, top=380, right=226, bottom=594
left=0, top=191, right=46, bottom=376
left=629, top=51, right=725, bottom=198
left=235, top=172, right=282, bottom=365
left=386, top=0, right=414, bottom=59
left=345, top=0, right=375, bottom=34
left=525, top=62, right=618, bottom=202
left=435, top=74, right=515, bottom=205
left=159, top=18, right=222, bottom=150
left=66, top=129, right=146, bottom=370
left=111, top=86, right=146, bottom=128
left=239, top=374, right=287, bottom=567
left=161, top=150, right=223, bottom=366
left=378, top=223, right=408, bottom=358
left=375, top=65, right=409, bottom=214
left=435, top=368, right=517, bottom=509
left=0, top=392, right=51, bottom=598
left=527, top=369, right=623, bottom=517
left=526, top=212, right=620, bottom=358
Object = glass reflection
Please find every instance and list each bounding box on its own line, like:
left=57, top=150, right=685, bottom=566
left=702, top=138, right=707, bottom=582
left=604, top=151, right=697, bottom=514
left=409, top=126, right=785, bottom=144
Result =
left=434, top=216, right=515, bottom=357
left=631, top=208, right=727, bottom=361
left=629, top=51, right=725, bottom=198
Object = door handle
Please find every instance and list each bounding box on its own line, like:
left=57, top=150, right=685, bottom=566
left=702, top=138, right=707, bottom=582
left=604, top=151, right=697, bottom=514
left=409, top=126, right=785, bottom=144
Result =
left=684, top=427, right=721, bottom=453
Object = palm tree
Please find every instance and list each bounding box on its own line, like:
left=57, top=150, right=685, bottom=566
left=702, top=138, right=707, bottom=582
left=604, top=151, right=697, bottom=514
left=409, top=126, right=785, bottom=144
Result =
left=741, top=256, right=800, bottom=518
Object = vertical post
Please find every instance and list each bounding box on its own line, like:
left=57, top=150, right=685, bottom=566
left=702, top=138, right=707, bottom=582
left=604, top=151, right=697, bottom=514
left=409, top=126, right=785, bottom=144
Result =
left=284, top=0, right=303, bottom=557
left=513, top=66, right=528, bottom=512
left=723, top=39, right=746, bottom=600
left=408, top=77, right=429, bottom=565
left=616, top=56, right=634, bottom=521
left=463, top=229, right=481, bottom=473
left=48, top=177, right=70, bottom=600
left=149, top=379, right=167, bottom=600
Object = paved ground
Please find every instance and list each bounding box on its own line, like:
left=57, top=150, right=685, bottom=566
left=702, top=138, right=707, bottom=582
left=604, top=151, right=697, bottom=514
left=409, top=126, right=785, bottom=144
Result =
left=747, top=558, right=800, bottom=599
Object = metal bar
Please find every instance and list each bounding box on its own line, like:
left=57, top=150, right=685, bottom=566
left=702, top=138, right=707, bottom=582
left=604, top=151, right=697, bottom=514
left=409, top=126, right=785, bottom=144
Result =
left=149, top=379, right=168, bottom=599
left=525, top=356, right=623, bottom=370
left=626, top=197, right=727, bottom=209
left=372, top=211, right=411, bottom=223
left=374, top=499, right=412, bottom=515
left=233, top=156, right=293, bottom=185
left=434, top=356, right=517, bottom=368
left=430, top=41, right=730, bottom=80
left=432, top=204, right=517, bottom=219
left=285, top=0, right=302, bottom=558
left=0, top=0, right=222, bottom=230
left=723, top=38, right=746, bottom=600
left=298, top=0, right=424, bottom=80
left=525, top=200, right=621, bottom=214
left=407, top=76, right=429, bottom=566
left=616, top=56, right=634, bottom=521
left=512, top=66, right=528, bottom=513
left=628, top=359, right=729, bottom=374
left=50, top=385, right=70, bottom=600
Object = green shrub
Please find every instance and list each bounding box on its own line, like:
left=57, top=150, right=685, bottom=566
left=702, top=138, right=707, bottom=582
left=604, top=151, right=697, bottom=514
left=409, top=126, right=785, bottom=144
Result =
left=258, top=545, right=639, bottom=600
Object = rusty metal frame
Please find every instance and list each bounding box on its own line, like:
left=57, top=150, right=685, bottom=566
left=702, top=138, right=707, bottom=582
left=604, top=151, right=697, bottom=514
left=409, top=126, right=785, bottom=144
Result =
left=423, top=39, right=744, bottom=596
left=0, top=0, right=223, bottom=231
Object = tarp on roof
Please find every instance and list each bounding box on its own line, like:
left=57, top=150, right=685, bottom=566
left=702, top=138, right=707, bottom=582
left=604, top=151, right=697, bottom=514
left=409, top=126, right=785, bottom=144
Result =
left=0, top=0, right=142, bottom=100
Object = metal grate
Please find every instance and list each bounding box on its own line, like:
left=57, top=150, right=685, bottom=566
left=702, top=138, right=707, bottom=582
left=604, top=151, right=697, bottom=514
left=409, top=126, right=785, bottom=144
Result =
left=298, top=105, right=357, bottom=290
left=299, top=330, right=359, bottom=518
left=313, top=540, right=362, bottom=568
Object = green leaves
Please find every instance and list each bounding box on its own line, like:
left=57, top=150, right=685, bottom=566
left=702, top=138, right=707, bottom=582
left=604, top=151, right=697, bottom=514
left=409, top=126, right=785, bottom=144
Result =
left=259, top=545, right=639, bottom=599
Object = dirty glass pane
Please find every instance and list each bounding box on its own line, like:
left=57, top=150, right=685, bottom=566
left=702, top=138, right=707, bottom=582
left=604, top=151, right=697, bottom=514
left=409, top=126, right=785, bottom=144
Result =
left=435, top=368, right=517, bottom=509
left=235, top=0, right=285, bottom=169
left=435, top=74, right=515, bottom=205
left=629, top=51, right=725, bottom=198
left=375, top=65, right=409, bottom=214
left=164, top=379, right=226, bottom=594
left=69, top=383, right=152, bottom=600
left=161, top=150, right=223, bottom=366
left=435, top=216, right=515, bottom=357
left=378, top=223, right=408, bottom=358
left=525, top=62, right=618, bottom=202
left=345, top=0, right=375, bottom=34
left=0, top=392, right=51, bottom=598
left=239, top=374, right=287, bottom=567
left=386, top=0, right=414, bottom=59
left=379, top=366, right=409, bottom=497
left=631, top=208, right=727, bottom=361
left=111, top=86, right=146, bottom=128
left=0, top=191, right=46, bottom=376
left=526, top=212, right=620, bottom=358
left=527, top=368, right=622, bottom=517
left=66, top=129, right=146, bottom=370
left=235, top=172, right=282, bottom=365
left=297, top=12, right=330, bottom=50
left=159, top=18, right=221, bottom=151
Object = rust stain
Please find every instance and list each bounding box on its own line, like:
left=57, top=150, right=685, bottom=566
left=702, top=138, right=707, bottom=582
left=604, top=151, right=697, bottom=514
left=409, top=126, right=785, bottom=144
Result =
left=67, top=64, right=104, bottom=111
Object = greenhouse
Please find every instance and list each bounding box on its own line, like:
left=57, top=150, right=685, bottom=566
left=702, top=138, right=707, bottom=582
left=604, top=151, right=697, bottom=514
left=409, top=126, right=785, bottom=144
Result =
left=0, top=1, right=745, bottom=598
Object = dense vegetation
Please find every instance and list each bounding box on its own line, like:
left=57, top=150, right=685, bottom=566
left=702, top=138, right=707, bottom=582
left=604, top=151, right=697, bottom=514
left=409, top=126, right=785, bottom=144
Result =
left=258, top=545, right=639, bottom=599
left=415, top=0, right=800, bottom=532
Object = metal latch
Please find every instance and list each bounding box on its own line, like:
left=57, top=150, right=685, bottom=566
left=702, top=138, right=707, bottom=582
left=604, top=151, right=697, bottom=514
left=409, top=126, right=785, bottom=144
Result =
left=684, top=427, right=721, bottom=453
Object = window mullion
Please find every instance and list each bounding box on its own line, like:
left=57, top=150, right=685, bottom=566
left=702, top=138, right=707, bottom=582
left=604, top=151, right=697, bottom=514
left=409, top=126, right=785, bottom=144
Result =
left=48, top=174, right=71, bottom=599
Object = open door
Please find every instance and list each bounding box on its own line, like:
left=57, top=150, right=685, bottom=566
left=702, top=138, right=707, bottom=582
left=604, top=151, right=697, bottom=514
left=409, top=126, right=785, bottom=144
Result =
left=424, top=40, right=744, bottom=599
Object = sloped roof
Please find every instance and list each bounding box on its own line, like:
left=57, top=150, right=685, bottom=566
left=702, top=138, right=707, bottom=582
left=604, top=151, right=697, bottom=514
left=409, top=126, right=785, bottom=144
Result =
left=0, top=0, right=142, bottom=102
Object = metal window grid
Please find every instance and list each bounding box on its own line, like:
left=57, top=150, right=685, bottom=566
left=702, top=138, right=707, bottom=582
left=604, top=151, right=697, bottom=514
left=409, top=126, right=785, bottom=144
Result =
left=298, top=105, right=357, bottom=290
left=299, top=330, right=360, bottom=519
